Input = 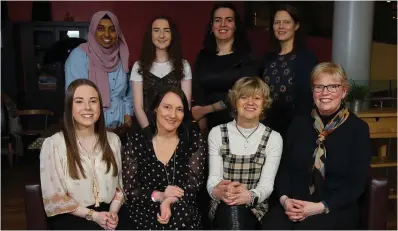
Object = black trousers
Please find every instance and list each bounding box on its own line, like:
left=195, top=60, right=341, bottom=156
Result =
left=261, top=204, right=359, bottom=230
left=48, top=203, right=131, bottom=230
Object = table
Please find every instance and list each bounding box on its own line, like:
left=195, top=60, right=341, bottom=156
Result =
left=356, top=108, right=397, bottom=201
left=28, top=124, right=61, bottom=150
left=356, top=108, right=397, bottom=167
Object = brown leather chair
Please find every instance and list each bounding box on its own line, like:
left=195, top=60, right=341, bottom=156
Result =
left=24, top=177, right=389, bottom=230
left=359, top=175, right=389, bottom=229
left=24, top=184, right=48, bottom=230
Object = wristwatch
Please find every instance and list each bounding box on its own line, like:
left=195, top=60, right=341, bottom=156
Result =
left=219, top=101, right=227, bottom=109
left=321, top=201, right=330, bottom=214
left=249, top=191, right=259, bottom=207
left=85, top=209, right=94, bottom=221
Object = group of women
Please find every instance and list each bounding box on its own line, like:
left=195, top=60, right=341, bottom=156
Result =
left=39, top=2, right=372, bottom=230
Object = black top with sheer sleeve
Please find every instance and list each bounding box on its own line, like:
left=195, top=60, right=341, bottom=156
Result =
left=121, top=129, right=206, bottom=230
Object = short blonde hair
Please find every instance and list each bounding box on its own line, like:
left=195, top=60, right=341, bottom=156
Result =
left=311, top=62, right=350, bottom=90
left=228, top=77, right=272, bottom=119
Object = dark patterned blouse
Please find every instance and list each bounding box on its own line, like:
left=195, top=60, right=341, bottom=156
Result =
left=262, top=53, right=297, bottom=135
left=263, top=53, right=296, bottom=106
left=121, top=130, right=206, bottom=230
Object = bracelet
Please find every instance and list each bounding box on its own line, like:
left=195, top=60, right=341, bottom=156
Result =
left=151, top=191, right=157, bottom=202
left=211, top=103, right=217, bottom=112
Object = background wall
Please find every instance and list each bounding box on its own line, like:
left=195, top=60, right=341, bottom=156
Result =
left=370, top=42, right=397, bottom=81
left=7, top=1, right=396, bottom=82
left=8, top=1, right=243, bottom=66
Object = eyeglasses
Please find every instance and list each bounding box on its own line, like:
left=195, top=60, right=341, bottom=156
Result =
left=313, top=84, right=341, bottom=93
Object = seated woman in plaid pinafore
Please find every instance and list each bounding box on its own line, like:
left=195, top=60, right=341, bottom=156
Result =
left=207, top=77, right=283, bottom=229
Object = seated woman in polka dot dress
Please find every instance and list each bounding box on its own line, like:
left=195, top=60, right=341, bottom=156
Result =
left=121, top=86, right=206, bottom=229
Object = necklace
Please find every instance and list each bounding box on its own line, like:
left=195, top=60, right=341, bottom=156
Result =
left=235, top=122, right=260, bottom=149
left=77, top=135, right=101, bottom=206
left=76, top=135, right=98, bottom=154
left=164, top=150, right=177, bottom=185
left=154, top=137, right=178, bottom=186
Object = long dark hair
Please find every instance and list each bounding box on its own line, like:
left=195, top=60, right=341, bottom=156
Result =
left=202, top=2, right=251, bottom=55
left=138, top=16, right=184, bottom=81
left=269, top=4, right=305, bottom=53
left=147, top=86, right=193, bottom=142
left=63, top=79, right=118, bottom=180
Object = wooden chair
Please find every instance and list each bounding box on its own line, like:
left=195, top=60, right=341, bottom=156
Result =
left=1, top=93, right=19, bottom=167
left=1, top=102, right=16, bottom=168
left=15, top=109, right=54, bottom=136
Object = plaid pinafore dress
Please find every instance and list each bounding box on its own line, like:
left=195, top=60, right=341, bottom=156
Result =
left=209, top=124, right=272, bottom=221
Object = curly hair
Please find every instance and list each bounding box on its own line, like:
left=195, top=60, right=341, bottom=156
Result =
left=138, top=16, right=184, bottom=81
left=201, top=2, right=251, bottom=55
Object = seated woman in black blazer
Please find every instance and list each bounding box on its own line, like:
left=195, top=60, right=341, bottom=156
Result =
left=262, top=62, right=371, bottom=230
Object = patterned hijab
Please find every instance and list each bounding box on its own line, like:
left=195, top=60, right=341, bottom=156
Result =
left=78, top=11, right=129, bottom=108
left=309, top=107, right=350, bottom=195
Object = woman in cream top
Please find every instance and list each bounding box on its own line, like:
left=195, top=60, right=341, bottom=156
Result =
left=40, top=131, right=123, bottom=214
left=40, top=79, right=126, bottom=230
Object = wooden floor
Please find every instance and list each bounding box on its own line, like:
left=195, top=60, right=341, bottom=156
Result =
left=1, top=155, right=397, bottom=230
left=1, top=154, right=40, bottom=230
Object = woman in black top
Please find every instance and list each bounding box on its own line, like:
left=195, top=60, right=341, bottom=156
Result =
left=261, top=63, right=371, bottom=230
left=192, top=2, right=258, bottom=133
left=261, top=4, right=317, bottom=137
left=121, top=86, right=206, bottom=230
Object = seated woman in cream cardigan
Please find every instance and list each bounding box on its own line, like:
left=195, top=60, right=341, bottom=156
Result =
left=39, top=79, right=128, bottom=230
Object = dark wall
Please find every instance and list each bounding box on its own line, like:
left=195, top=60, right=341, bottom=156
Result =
left=1, top=1, right=18, bottom=100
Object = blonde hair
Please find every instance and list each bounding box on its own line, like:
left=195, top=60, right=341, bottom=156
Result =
left=228, top=77, right=272, bottom=119
left=311, top=62, right=350, bottom=90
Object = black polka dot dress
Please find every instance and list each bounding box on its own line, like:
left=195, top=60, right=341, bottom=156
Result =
left=121, top=130, right=206, bottom=230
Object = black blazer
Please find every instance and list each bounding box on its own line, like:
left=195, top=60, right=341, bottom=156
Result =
left=275, top=112, right=372, bottom=211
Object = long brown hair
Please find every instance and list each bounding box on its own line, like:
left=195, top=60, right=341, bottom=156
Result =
left=63, top=79, right=118, bottom=179
left=137, top=16, right=184, bottom=81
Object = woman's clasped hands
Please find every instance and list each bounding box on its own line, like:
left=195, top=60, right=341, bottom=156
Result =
left=92, top=211, right=119, bottom=230
left=157, top=185, right=184, bottom=224
left=281, top=196, right=325, bottom=222
left=212, top=180, right=251, bottom=206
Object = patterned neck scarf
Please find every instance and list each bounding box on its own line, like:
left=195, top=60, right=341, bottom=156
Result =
left=309, top=107, right=350, bottom=195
